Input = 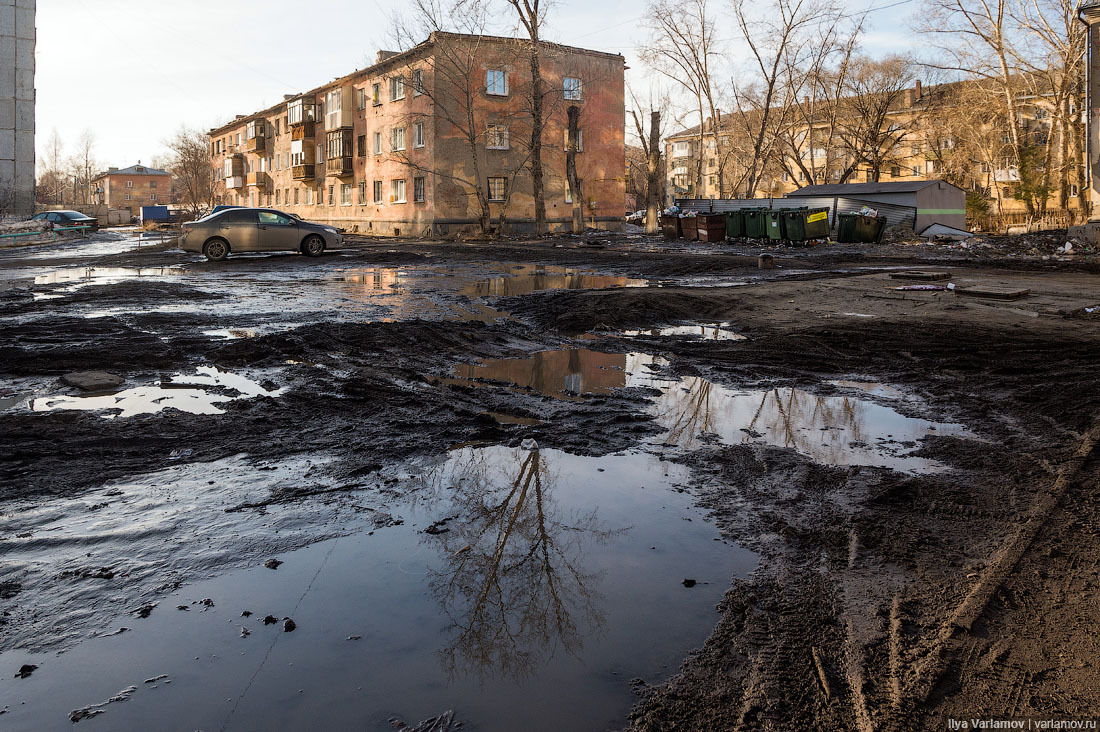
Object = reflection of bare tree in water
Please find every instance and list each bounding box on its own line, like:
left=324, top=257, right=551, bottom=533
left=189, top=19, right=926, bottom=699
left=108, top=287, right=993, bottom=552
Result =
left=746, top=389, right=866, bottom=459
left=418, top=447, right=614, bottom=682
left=662, top=377, right=716, bottom=446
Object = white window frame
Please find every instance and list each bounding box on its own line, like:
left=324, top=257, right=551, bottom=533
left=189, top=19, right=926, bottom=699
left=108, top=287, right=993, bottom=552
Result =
left=341, top=183, right=352, bottom=206
left=413, top=69, right=423, bottom=96
left=373, top=131, right=382, bottom=155
left=564, top=77, right=582, bottom=100
left=486, top=69, right=508, bottom=96
left=391, top=178, right=407, bottom=204
left=126, top=180, right=133, bottom=188
left=414, top=121, right=425, bottom=148
left=391, top=127, right=406, bottom=152
left=413, top=176, right=425, bottom=203
left=373, top=180, right=383, bottom=204
left=390, top=76, right=405, bottom=101
left=487, top=124, right=509, bottom=150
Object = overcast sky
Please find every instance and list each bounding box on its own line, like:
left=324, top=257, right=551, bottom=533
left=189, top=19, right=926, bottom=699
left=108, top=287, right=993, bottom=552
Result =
left=35, top=0, right=918, bottom=169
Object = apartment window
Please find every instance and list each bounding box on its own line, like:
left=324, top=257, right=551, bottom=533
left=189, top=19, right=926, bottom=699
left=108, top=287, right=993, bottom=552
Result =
left=709, top=176, right=716, bottom=186
left=487, top=177, right=506, bottom=202
left=358, top=181, right=366, bottom=204
left=487, top=124, right=509, bottom=150
left=391, top=127, right=406, bottom=152
left=565, top=187, right=572, bottom=204
left=1071, top=184, right=1079, bottom=198
left=357, top=134, right=367, bottom=157
left=564, top=77, right=582, bottom=100
left=414, top=121, right=425, bottom=148
left=413, top=69, right=423, bottom=96
left=391, top=178, right=407, bottom=203
left=306, top=188, right=313, bottom=205
left=390, top=76, right=405, bottom=101
left=373, top=180, right=383, bottom=204
left=149, top=194, right=156, bottom=202
left=357, top=88, right=367, bottom=110
left=890, top=166, right=901, bottom=178
left=373, top=131, right=382, bottom=155
left=149, top=180, right=157, bottom=189
left=328, top=185, right=335, bottom=206
left=341, top=184, right=352, bottom=205
left=781, top=171, right=789, bottom=182
left=126, top=180, right=133, bottom=188
left=563, top=128, right=584, bottom=152
left=911, top=166, right=919, bottom=176
left=372, top=83, right=381, bottom=105
left=276, top=190, right=281, bottom=205
left=413, top=176, right=425, bottom=203
left=294, top=188, right=300, bottom=204
left=486, top=69, right=508, bottom=96
left=124, top=193, right=132, bottom=201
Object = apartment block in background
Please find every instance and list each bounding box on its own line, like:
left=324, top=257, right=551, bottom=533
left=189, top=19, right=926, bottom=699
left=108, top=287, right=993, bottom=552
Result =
left=208, top=32, right=626, bottom=236
left=1, top=0, right=35, bottom=216
left=92, top=163, right=171, bottom=215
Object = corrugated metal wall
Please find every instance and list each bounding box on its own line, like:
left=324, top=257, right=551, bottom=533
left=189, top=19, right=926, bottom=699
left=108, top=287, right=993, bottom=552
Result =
left=676, top=196, right=917, bottom=229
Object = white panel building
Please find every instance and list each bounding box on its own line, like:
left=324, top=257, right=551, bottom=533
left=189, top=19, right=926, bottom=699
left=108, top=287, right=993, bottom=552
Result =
left=0, top=0, right=34, bottom=216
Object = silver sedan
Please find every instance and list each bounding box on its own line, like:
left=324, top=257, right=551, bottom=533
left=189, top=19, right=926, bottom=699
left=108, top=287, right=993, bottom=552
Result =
left=180, top=208, right=343, bottom=261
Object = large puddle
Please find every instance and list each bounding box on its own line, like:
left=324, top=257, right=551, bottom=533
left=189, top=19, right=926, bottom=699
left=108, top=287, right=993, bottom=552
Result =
left=0, top=445, right=754, bottom=731
left=29, top=367, right=280, bottom=418
left=448, top=350, right=967, bottom=473
left=621, top=322, right=746, bottom=341
left=460, top=264, right=648, bottom=297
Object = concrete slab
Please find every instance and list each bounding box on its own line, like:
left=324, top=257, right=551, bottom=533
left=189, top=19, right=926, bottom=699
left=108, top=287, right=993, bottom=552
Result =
left=954, top=286, right=1031, bottom=301
left=889, top=271, right=951, bottom=281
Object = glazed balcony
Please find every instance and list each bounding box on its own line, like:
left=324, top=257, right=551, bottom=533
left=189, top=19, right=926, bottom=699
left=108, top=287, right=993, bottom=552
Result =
left=326, top=157, right=354, bottom=177
left=291, top=121, right=316, bottom=141
left=292, top=164, right=316, bottom=180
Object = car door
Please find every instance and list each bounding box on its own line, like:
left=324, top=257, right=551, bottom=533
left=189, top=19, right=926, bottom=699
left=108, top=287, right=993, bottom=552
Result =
left=256, top=211, right=300, bottom=251
left=217, top=210, right=259, bottom=251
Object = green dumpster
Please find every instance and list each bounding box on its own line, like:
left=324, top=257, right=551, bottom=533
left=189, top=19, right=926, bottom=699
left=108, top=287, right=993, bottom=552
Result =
left=742, top=208, right=767, bottom=238
left=836, top=213, right=887, bottom=243
left=782, top=207, right=830, bottom=242
left=765, top=210, right=786, bottom=241
left=781, top=208, right=808, bottom=241
left=725, top=210, right=744, bottom=239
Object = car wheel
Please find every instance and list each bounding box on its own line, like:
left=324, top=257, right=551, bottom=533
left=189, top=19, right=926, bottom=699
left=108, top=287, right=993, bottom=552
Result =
left=301, top=235, right=325, bottom=257
left=203, top=238, right=229, bottom=261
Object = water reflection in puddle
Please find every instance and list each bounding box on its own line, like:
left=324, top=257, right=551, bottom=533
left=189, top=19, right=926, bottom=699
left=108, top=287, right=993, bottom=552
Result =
left=449, top=350, right=967, bottom=472
left=461, top=265, right=648, bottom=297
left=622, top=322, right=746, bottom=341
left=34, top=266, right=183, bottom=286
left=0, top=446, right=753, bottom=732
left=30, top=367, right=279, bottom=418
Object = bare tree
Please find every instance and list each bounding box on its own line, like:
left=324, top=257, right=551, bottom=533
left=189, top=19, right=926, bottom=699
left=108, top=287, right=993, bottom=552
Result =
left=37, top=129, right=67, bottom=205
left=730, top=0, right=840, bottom=197
left=642, top=0, right=726, bottom=197
left=630, top=94, right=665, bottom=233
left=500, top=0, right=549, bottom=234
left=390, top=0, right=523, bottom=236
left=66, top=130, right=98, bottom=207
left=164, top=127, right=215, bottom=217
left=836, top=56, right=925, bottom=182
left=774, top=19, right=862, bottom=186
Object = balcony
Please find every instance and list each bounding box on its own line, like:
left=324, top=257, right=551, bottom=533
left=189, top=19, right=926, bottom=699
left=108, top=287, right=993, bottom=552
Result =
left=246, top=172, right=267, bottom=188
left=291, top=121, right=316, bottom=141
left=225, top=176, right=244, bottom=189
left=326, top=157, right=353, bottom=177
left=246, top=135, right=266, bottom=153
left=292, top=164, right=316, bottom=180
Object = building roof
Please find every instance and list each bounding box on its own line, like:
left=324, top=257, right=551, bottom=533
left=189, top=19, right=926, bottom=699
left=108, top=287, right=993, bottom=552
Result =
left=786, top=180, right=962, bottom=196
left=93, top=164, right=169, bottom=180
left=207, top=32, right=625, bottom=136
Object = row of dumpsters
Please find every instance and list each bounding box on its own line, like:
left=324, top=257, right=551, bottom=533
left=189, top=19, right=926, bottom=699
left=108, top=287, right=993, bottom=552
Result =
left=660, top=208, right=888, bottom=244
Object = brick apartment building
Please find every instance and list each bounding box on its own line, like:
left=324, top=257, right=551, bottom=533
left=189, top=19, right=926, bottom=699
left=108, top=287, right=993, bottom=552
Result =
left=91, top=163, right=171, bottom=215
left=207, top=32, right=626, bottom=236
left=665, top=80, right=1084, bottom=220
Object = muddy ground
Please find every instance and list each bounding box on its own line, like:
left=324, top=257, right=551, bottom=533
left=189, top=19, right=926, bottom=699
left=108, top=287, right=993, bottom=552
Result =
left=1, top=229, right=1099, bottom=730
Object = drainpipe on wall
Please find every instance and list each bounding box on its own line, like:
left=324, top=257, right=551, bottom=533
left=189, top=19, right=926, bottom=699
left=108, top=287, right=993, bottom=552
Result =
left=1078, top=1, right=1100, bottom=218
